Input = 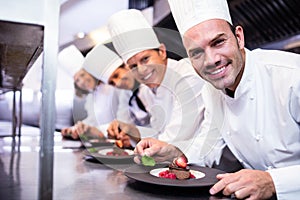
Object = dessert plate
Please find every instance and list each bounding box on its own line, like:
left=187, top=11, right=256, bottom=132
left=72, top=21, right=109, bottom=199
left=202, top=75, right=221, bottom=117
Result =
left=82, top=138, right=115, bottom=148
left=125, top=164, right=225, bottom=187
left=85, top=146, right=135, bottom=164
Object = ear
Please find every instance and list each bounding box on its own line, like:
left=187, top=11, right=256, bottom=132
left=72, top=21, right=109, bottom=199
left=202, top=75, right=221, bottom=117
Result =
left=158, top=43, right=167, bottom=60
left=235, top=26, right=245, bottom=49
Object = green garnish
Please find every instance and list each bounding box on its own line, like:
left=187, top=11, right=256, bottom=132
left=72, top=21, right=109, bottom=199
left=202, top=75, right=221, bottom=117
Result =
left=79, top=134, right=88, bottom=141
left=88, top=147, right=97, bottom=153
left=141, top=155, right=156, bottom=166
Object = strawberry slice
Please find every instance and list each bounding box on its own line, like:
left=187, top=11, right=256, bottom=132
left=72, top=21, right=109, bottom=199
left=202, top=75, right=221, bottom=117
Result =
left=115, top=140, right=123, bottom=148
left=175, top=156, right=188, bottom=168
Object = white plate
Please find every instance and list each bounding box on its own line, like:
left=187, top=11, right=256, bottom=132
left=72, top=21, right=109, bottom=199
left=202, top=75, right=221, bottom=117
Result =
left=98, top=148, right=134, bottom=156
left=150, top=167, right=205, bottom=179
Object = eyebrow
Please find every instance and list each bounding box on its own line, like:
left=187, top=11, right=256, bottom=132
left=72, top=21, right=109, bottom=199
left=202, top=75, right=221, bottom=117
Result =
left=209, top=33, right=226, bottom=45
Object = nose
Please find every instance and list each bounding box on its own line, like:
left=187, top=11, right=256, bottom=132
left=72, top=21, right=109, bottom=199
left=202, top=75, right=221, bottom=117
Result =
left=77, top=79, right=85, bottom=89
left=136, top=64, right=147, bottom=74
left=115, top=79, right=122, bottom=88
left=204, top=49, right=221, bottom=67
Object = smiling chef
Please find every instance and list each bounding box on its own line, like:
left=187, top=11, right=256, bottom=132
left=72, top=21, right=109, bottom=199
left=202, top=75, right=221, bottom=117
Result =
left=106, top=9, right=206, bottom=148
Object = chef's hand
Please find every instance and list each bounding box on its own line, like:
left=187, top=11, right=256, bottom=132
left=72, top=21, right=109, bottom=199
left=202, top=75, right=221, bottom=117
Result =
left=134, top=137, right=185, bottom=163
left=209, top=169, right=276, bottom=199
left=61, top=126, right=80, bottom=140
left=73, top=121, right=89, bottom=135
left=61, top=121, right=104, bottom=140
left=74, top=121, right=105, bottom=139
left=107, top=120, right=141, bottom=143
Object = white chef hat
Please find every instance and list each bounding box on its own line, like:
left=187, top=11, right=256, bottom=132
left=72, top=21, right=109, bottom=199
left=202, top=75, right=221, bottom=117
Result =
left=58, top=45, right=84, bottom=76
left=81, top=43, right=123, bottom=84
left=107, top=9, right=160, bottom=63
left=168, top=0, right=232, bottom=35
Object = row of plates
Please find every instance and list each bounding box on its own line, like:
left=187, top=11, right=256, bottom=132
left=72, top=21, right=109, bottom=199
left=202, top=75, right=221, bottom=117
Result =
left=83, top=142, right=224, bottom=188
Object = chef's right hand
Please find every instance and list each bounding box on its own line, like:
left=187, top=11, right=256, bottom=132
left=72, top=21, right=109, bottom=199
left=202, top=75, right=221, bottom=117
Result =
left=134, top=137, right=185, bottom=164
left=107, top=120, right=141, bottom=143
left=61, top=126, right=80, bottom=140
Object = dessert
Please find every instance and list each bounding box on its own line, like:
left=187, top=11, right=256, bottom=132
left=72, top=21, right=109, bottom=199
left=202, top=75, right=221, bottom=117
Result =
left=106, top=146, right=129, bottom=156
left=169, top=161, right=190, bottom=179
left=106, top=140, right=128, bottom=156
left=158, top=156, right=195, bottom=180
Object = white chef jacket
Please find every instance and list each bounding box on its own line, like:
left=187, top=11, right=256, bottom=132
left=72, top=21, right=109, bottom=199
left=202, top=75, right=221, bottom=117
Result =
left=116, top=87, right=151, bottom=127
left=179, top=82, right=226, bottom=167
left=115, top=89, right=133, bottom=123
left=82, top=84, right=119, bottom=126
left=138, top=58, right=205, bottom=146
left=200, top=48, right=300, bottom=199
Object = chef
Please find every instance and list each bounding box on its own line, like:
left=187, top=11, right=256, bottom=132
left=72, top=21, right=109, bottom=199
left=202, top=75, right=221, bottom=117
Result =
left=84, top=43, right=152, bottom=128
left=136, top=0, right=300, bottom=199
left=64, top=43, right=154, bottom=145
left=106, top=9, right=206, bottom=149
left=60, top=44, right=120, bottom=139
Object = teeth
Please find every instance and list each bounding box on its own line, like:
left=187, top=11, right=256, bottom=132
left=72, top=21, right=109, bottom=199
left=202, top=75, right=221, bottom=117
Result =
left=143, top=72, right=152, bottom=80
left=210, top=67, right=225, bottom=75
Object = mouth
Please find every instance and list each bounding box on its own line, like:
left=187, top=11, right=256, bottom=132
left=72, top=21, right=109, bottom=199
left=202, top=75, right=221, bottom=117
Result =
left=142, top=71, right=153, bottom=81
left=209, top=66, right=226, bottom=75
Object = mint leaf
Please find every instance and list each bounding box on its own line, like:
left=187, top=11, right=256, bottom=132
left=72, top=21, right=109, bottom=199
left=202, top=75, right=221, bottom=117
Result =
left=79, top=134, right=88, bottom=141
left=88, top=147, right=97, bottom=153
left=141, top=155, right=156, bottom=166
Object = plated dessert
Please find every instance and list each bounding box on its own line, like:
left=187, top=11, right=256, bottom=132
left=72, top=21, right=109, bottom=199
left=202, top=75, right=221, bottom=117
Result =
left=158, top=156, right=195, bottom=180
left=125, top=161, right=226, bottom=187
left=106, top=146, right=129, bottom=156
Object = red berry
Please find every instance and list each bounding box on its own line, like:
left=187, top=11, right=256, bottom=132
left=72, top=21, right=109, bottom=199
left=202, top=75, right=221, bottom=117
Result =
left=189, top=173, right=195, bottom=179
left=167, top=173, right=176, bottom=179
left=159, top=170, right=167, bottom=177
left=175, top=156, right=187, bottom=168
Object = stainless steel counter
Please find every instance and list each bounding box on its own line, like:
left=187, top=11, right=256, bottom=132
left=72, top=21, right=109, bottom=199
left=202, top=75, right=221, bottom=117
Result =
left=0, top=123, right=230, bottom=200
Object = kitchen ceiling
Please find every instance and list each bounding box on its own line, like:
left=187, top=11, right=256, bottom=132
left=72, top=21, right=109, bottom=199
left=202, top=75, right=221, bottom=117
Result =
left=155, top=0, right=300, bottom=54
left=60, top=0, right=300, bottom=54
left=228, top=0, right=300, bottom=52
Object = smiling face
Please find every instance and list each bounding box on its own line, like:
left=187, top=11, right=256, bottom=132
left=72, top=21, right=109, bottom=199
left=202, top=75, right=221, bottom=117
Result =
left=126, top=45, right=167, bottom=89
left=183, top=19, right=245, bottom=91
left=74, top=68, right=98, bottom=92
left=108, top=65, right=136, bottom=90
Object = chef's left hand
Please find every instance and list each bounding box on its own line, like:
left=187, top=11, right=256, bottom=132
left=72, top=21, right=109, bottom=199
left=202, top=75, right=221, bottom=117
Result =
left=209, top=169, right=275, bottom=199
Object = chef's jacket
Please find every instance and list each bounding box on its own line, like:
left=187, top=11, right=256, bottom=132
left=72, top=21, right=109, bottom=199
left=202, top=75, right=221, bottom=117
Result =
left=137, top=58, right=205, bottom=145
left=192, top=48, right=300, bottom=199
left=82, top=84, right=119, bottom=126
left=116, top=86, right=151, bottom=127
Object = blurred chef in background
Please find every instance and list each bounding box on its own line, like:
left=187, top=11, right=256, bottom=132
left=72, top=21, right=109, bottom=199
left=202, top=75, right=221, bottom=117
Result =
left=60, top=44, right=120, bottom=139
left=62, top=43, right=151, bottom=146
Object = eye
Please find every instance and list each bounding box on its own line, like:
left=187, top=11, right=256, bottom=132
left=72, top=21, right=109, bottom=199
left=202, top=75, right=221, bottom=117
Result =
left=108, top=80, right=115, bottom=86
left=128, top=64, right=137, bottom=71
left=212, top=38, right=225, bottom=47
left=189, top=48, right=203, bottom=58
left=112, top=73, right=118, bottom=79
left=141, top=56, right=149, bottom=63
